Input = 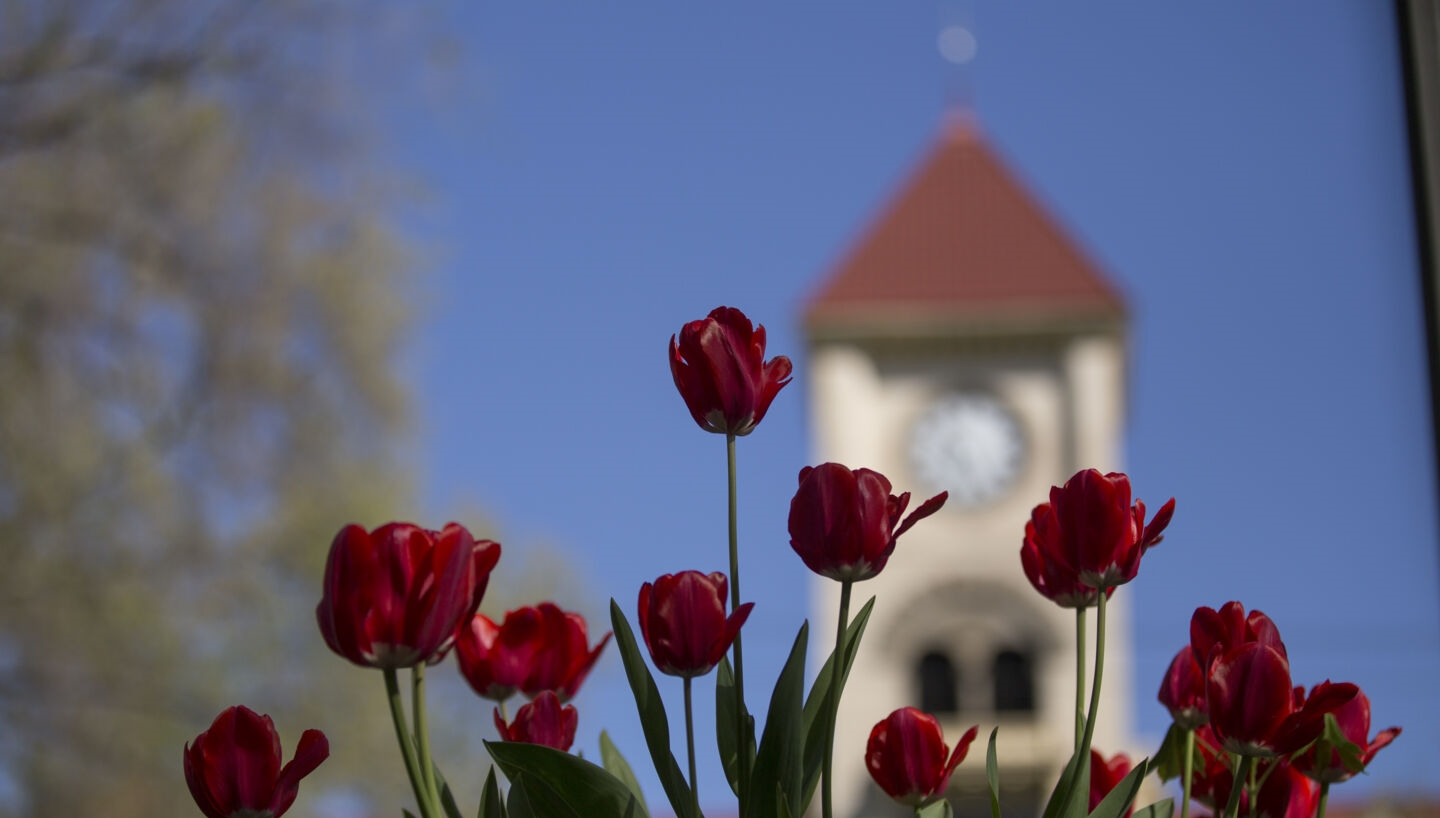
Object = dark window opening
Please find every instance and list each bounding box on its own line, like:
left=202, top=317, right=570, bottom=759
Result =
left=918, top=650, right=959, bottom=715
left=993, top=648, right=1035, bottom=713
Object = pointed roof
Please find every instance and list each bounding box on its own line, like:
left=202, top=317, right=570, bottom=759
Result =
left=805, top=116, right=1125, bottom=338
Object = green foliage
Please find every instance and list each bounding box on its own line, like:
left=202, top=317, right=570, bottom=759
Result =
left=487, top=741, right=648, bottom=818
left=1149, top=724, right=1189, bottom=782
left=745, top=623, right=808, bottom=818
left=1041, top=748, right=1092, bottom=818
left=986, top=727, right=1002, bottom=818
left=1130, top=800, right=1175, bottom=818
left=715, top=656, right=754, bottom=797
left=1086, top=759, right=1149, bottom=818
left=478, top=767, right=507, bottom=818
left=799, top=595, right=875, bottom=808
left=0, top=1, right=457, bottom=815
left=609, top=600, right=699, bottom=818
left=1310, top=712, right=1367, bottom=775
left=601, top=729, right=649, bottom=813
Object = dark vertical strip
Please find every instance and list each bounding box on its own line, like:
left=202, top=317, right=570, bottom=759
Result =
left=1396, top=0, right=1440, bottom=592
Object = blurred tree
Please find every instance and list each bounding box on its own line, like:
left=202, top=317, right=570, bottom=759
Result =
left=0, top=1, right=448, bottom=815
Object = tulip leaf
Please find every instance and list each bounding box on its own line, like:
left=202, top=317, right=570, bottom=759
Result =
left=430, top=760, right=465, bottom=818
left=487, top=740, right=649, bottom=818
left=478, top=766, right=507, bottom=818
left=600, top=729, right=649, bottom=813
left=403, top=810, right=419, bottom=818
left=1086, top=756, right=1148, bottom=818
left=1311, top=712, right=1367, bottom=775
left=609, top=599, right=698, bottom=818
left=747, top=622, right=808, bottom=818
left=799, top=595, right=875, bottom=807
left=1040, top=747, right=1090, bottom=818
left=1147, top=724, right=1188, bottom=783
left=986, top=727, right=1001, bottom=818
left=1130, top=799, right=1174, bottom=818
left=715, top=655, right=755, bottom=797
left=505, top=774, right=538, bottom=818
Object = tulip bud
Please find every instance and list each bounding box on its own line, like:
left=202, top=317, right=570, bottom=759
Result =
left=637, top=571, right=753, bottom=678
left=788, top=462, right=946, bottom=582
left=184, top=706, right=328, bottom=818
left=493, top=691, right=579, bottom=752
left=669, top=306, right=792, bottom=436
left=864, top=707, right=978, bottom=808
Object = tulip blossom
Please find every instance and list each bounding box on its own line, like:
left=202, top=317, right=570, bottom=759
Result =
left=1033, top=469, right=1173, bottom=590
left=1206, top=643, right=1357, bottom=757
left=456, top=603, right=611, bottom=702
left=1021, top=501, right=1110, bottom=608
left=1088, top=750, right=1134, bottom=818
left=669, top=306, right=792, bottom=436
left=1189, top=601, right=1286, bottom=671
left=317, top=522, right=501, bottom=669
left=1291, top=685, right=1401, bottom=783
left=493, top=691, right=578, bottom=752
left=865, top=707, right=978, bottom=808
left=638, top=571, right=753, bottom=678
left=1157, top=646, right=1207, bottom=730
left=788, top=462, right=947, bottom=582
left=184, top=705, right=328, bottom=818
left=1197, top=757, right=1317, bottom=818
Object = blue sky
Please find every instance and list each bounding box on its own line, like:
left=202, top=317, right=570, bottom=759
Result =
left=391, top=3, right=1438, bottom=809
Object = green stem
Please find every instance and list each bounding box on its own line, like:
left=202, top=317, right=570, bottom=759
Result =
left=1075, top=606, right=1087, bottom=752
left=1223, top=755, right=1251, bottom=818
left=1077, top=591, right=1107, bottom=765
left=727, top=432, right=750, bottom=816
left=413, top=664, right=442, bottom=815
left=384, top=668, right=434, bottom=818
left=1316, top=782, right=1330, bottom=818
left=1247, top=759, right=1258, bottom=818
left=498, top=698, right=510, bottom=724
left=822, top=581, right=854, bottom=818
left=1180, top=727, right=1194, bottom=818
left=685, top=676, right=699, bottom=818
left=1059, top=590, right=1107, bottom=818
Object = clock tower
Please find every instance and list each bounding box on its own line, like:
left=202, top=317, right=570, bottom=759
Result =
left=803, top=116, right=1138, bottom=818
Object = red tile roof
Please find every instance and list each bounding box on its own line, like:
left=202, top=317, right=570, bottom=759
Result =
left=805, top=115, right=1125, bottom=337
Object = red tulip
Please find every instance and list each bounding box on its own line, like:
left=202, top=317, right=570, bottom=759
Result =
left=456, top=603, right=611, bottom=702
left=493, top=691, right=578, bottom=752
left=1207, top=643, right=1357, bottom=757
left=1020, top=501, right=1110, bottom=608
left=1250, top=762, right=1320, bottom=818
left=1189, top=601, right=1286, bottom=672
left=1197, top=757, right=1317, bottom=818
left=184, top=705, right=328, bottom=818
left=669, top=306, right=792, bottom=436
left=1088, top=750, right=1134, bottom=818
left=1291, top=685, right=1401, bottom=783
left=316, top=522, right=501, bottom=669
left=1157, top=646, right=1207, bottom=730
left=1038, top=469, right=1173, bottom=589
left=865, top=708, right=978, bottom=808
left=637, top=571, right=753, bottom=678
left=788, top=463, right=947, bottom=582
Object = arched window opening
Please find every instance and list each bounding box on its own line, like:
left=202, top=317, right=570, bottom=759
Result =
left=993, top=648, right=1035, bottom=713
left=918, top=650, right=959, bottom=715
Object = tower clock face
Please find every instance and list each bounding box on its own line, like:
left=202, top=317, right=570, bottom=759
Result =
left=908, top=393, right=1026, bottom=508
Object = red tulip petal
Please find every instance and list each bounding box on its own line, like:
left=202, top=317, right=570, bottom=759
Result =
left=895, top=491, right=948, bottom=539
left=944, top=724, right=979, bottom=779
left=270, top=728, right=329, bottom=817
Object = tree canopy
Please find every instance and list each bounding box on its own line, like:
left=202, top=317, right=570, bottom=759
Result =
left=0, top=1, right=434, bottom=814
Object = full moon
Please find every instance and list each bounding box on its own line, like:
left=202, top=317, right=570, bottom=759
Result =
left=938, top=25, right=977, bottom=64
